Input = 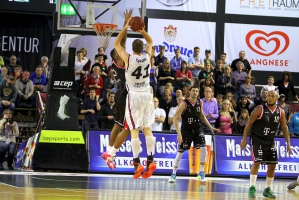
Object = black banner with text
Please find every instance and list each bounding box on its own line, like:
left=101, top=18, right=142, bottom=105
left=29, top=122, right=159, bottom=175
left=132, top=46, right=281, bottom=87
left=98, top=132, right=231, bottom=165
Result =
left=0, top=12, right=52, bottom=72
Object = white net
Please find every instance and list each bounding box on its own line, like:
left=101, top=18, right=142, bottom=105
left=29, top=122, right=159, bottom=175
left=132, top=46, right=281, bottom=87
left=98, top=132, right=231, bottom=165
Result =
left=93, top=23, right=117, bottom=49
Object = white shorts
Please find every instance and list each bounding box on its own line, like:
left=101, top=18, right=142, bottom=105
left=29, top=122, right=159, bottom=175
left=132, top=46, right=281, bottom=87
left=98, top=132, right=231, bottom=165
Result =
left=125, top=93, right=155, bottom=130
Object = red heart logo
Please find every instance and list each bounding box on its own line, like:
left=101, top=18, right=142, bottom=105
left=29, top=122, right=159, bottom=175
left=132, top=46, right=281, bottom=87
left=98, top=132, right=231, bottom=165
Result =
left=246, top=30, right=289, bottom=56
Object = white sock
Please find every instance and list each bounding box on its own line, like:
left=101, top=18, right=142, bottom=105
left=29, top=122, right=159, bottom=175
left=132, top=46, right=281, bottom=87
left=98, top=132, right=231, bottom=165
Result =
left=250, top=175, right=257, bottom=187
left=265, top=177, right=274, bottom=188
left=109, top=147, right=118, bottom=157
left=145, top=136, right=155, bottom=156
left=131, top=138, right=141, bottom=158
left=172, top=152, right=183, bottom=174
left=297, top=175, right=299, bottom=182
left=107, top=145, right=112, bottom=152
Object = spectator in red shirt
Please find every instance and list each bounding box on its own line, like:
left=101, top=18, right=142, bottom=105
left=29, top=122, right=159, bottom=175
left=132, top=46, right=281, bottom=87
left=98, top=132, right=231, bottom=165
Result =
left=175, top=60, right=192, bottom=90
left=85, top=66, right=103, bottom=98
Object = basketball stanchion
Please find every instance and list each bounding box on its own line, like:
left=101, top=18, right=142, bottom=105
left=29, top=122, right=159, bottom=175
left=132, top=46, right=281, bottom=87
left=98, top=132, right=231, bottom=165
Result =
left=92, top=23, right=117, bottom=49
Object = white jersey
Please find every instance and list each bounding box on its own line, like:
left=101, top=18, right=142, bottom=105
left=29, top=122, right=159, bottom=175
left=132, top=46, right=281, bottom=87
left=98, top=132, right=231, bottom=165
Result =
left=125, top=53, right=151, bottom=93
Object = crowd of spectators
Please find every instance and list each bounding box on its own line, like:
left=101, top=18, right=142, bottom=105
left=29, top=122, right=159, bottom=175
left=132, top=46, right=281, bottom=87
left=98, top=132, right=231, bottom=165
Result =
left=1, top=45, right=298, bottom=136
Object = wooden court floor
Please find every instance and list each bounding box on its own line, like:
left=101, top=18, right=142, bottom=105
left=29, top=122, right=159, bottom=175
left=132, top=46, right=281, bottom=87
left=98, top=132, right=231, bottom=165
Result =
left=0, top=171, right=298, bottom=200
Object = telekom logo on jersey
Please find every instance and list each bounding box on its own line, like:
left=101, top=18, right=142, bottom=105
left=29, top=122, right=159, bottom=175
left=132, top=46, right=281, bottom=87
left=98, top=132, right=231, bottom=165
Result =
left=245, top=30, right=290, bottom=66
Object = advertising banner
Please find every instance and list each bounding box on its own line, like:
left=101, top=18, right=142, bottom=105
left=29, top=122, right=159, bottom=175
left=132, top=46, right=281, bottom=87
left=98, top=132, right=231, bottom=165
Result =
left=148, top=18, right=216, bottom=62
left=39, top=130, right=85, bottom=144
left=215, top=135, right=299, bottom=177
left=88, top=130, right=214, bottom=175
left=15, top=139, right=29, bottom=169
left=147, top=0, right=217, bottom=13
left=225, top=0, right=299, bottom=18
left=224, top=23, right=299, bottom=72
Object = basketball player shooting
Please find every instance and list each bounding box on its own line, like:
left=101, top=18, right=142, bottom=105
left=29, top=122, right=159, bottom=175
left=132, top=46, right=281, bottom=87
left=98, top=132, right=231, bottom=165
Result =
left=114, top=17, right=156, bottom=179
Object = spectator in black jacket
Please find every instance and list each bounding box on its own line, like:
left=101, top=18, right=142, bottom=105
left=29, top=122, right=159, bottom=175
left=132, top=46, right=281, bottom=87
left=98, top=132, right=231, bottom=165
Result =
left=216, top=66, right=237, bottom=97
left=98, top=92, right=115, bottom=129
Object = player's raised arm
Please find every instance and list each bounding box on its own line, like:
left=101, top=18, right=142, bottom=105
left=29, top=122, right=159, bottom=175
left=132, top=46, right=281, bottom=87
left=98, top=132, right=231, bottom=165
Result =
left=114, top=19, right=131, bottom=66
left=138, top=27, right=153, bottom=55
left=120, top=9, right=132, bottom=49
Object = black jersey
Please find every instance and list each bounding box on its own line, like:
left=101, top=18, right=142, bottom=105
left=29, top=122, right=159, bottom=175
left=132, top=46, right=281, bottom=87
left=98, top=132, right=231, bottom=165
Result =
left=181, top=98, right=202, bottom=131
left=251, top=104, right=282, bottom=140
left=112, top=61, right=126, bottom=93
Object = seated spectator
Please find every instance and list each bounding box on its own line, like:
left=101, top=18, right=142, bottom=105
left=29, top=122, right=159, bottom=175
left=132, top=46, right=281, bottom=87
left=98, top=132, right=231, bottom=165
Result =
left=100, top=91, right=110, bottom=106
left=232, top=61, right=247, bottom=100
left=104, top=70, right=118, bottom=94
left=98, top=92, right=115, bottom=129
left=150, top=56, right=159, bottom=97
left=80, top=89, right=101, bottom=135
left=214, top=59, right=224, bottom=84
left=175, top=88, right=183, bottom=99
left=40, top=56, right=50, bottom=84
left=157, top=59, right=175, bottom=95
left=175, top=60, right=192, bottom=91
left=168, top=96, right=185, bottom=131
left=0, top=109, right=19, bottom=170
left=276, top=94, right=291, bottom=136
left=201, top=86, right=219, bottom=134
left=215, top=99, right=236, bottom=134
left=274, top=71, right=299, bottom=101
left=12, top=65, right=22, bottom=85
left=159, top=87, right=177, bottom=130
left=152, top=97, right=166, bottom=131
left=225, top=92, right=237, bottom=111
left=200, top=77, right=214, bottom=98
left=92, top=56, right=108, bottom=80
left=15, top=71, right=35, bottom=108
left=230, top=50, right=251, bottom=75
left=216, top=66, right=237, bottom=97
left=6, top=55, right=23, bottom=74
left=198, top=61, right=215, bottom=86
left=30, top=66, right=46, bottom=92
left=239, top=75, right=256, bottom=102
left=182, top=84, right=190, bottom=98
left=85, top=66, right=103, bottom=99
left=95, top=47, right=108, bottom=66
left=0, top=76, right=17, bottom=115
left=260, top=76, right=278, bottom=97
left=289, top=111, right=299, bottom=136
left=216, top=94, right=223, bottom=112
left=170, top=48, right=184, bottom=71
left=0, top=67, right=8, bottom=85
left=235, top=96, right=254, bottom=118
left=236, top=109, right=249, bottom=134
left=162, top=82, right=176, bottom=98
left=155, top=45, right=167, bottom=67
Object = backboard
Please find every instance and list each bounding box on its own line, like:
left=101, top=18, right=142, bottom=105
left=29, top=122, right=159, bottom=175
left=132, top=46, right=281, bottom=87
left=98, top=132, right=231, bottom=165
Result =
left=54, top=0, right=147, bottom=37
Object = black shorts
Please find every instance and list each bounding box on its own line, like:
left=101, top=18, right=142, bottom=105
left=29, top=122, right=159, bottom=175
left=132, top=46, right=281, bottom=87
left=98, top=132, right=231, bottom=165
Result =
left=178, top=129, right=206, bottom=152
left=250, top=134, right=278, bottom=165
left=113, top=89, right=127, bottom=127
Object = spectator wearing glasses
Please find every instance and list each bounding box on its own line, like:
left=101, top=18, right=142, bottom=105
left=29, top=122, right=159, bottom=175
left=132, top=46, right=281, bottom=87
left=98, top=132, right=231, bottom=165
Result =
left=0, top=76, right=17, bottom=115
left=201, top=87, right=219, bottom=134
left=0, top=109, right=19, bottom=170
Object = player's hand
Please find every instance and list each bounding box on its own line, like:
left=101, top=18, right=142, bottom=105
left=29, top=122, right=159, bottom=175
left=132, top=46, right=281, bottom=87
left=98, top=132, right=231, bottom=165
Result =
left=89, top=109, right=95, bottom=114
left=137, top=26, right=146, bottom=33
left=211, top=128, right=221, bottom=135
left=124, top=9, right=133, bottom=22
left=177, top=134, right=183, bottom=145
left=124, top=17, right=132, bottom=29
left=287, top=144, right=293, bottom=155
left=240, top=139, right=247, bottom=150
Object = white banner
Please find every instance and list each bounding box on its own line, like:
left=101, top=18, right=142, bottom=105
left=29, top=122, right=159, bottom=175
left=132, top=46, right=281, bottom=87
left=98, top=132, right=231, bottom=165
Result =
left=148, top=18, right=216, bottom=62
left=147, top=0, right=217, bottom=13
left=225, top=0, right=299, bottom=18
left=224, top=23, right=299, bottom=72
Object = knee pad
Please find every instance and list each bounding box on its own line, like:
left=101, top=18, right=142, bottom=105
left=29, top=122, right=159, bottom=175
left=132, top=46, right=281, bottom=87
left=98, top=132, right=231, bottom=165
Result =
left=200, top=147, right=207, bottom=163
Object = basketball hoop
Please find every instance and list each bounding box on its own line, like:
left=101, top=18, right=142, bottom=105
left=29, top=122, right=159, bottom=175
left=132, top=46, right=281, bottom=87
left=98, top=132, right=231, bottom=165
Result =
left=93, top=23, right=118, bottom=49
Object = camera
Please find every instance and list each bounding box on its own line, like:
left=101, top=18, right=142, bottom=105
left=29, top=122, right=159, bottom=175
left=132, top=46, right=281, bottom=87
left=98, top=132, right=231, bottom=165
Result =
left=7, top=118, right=14, bottom=124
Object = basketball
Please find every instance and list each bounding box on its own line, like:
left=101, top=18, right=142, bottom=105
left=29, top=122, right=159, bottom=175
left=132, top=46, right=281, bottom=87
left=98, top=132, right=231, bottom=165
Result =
left=129, top=16, right=144, bottom=32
